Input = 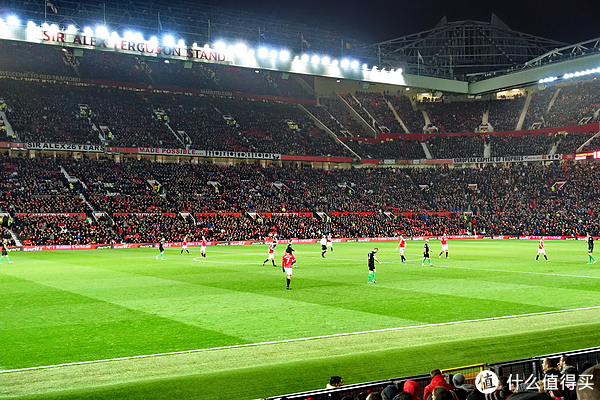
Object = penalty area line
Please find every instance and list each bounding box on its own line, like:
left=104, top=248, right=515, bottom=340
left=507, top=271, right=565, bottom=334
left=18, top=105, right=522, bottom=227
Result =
left=2, top=305, right=600, bottom=375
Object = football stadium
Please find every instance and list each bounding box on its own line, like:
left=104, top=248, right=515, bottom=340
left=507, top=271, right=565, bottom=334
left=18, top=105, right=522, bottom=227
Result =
left=1, top=0, right=600, bottom=399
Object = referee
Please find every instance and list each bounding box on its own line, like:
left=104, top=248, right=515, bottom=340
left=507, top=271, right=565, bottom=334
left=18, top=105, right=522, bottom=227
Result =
left=367, top=248, right=381, bottom=283
left=587, top=233, right=597, bottom=264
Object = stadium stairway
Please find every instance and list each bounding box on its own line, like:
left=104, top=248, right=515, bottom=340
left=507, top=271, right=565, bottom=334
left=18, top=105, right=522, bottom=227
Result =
left=0, top=110, right=17, bottom=140
left=386, top=99, right=411, bottom=133
left=547, top=88, right=562, bottom=113
left=297, top=104, right=361, bottom=159
left=335, top=92, right=377, bottom=137
left=484, top=138, right=491, bottom=157
left=515, top=91, right=532, bottom=130
left=577, top=130, right=600, bottom=152
left=421, top=141, right=433, bottom=159
left=291, top=75, right=317, bottom=99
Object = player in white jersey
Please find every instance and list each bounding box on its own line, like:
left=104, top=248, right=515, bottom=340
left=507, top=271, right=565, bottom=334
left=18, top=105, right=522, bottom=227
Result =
left=320, top=235, right=327, bottom=258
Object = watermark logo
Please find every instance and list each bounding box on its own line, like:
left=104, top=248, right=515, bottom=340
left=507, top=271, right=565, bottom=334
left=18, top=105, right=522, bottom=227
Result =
left=476, top=371, right=499, bottom=394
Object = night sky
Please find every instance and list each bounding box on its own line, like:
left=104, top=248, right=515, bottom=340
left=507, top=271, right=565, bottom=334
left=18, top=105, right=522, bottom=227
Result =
left=195, top=0, right=600, bottom=45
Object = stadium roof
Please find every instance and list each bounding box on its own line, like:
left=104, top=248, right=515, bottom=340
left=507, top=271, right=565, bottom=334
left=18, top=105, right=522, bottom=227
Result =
left=371, top=15, right=568, bottom=79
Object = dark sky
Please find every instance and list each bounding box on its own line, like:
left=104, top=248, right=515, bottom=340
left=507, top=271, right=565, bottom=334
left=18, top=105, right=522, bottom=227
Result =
left=198, top=0, right=600, bottom=45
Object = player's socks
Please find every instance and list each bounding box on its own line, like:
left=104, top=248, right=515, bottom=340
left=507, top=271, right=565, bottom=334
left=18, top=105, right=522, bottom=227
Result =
left=446, top=252, right=448, bottom=258
left=401, top=255, right=406, bottom=262
left=372, top=272, right=376, bottom=282
left=271, top=260, right=275, bottom=266
left=544, top=255, right=548, bottom=260
left=428, top=259, right=432, bottom=265
left=536, top=255, right=539, bottom=260
left=180, top=250, right=183, bottom=254
left=186, top=250, right=190, bottom=254
left=367, top=272, right=372, bottom=282
left=286, top=278, right=290, bottom=288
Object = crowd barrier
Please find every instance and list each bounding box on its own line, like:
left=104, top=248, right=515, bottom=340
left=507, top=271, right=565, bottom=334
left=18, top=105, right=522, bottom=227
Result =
left=8, top=235, right=596, bottom=252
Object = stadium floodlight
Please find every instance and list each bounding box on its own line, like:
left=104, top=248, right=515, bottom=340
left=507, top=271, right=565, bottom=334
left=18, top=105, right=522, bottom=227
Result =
left=398, top=68, right=403, bottom=74
left=7, top=16, right=20, bottom=26
left=124, top=31, right=135, bottom=40
left=163, top=35, right=175, bottom=47
left=67, top=25, right=77, bottom=34
left=563, top=73, right=571, bottom=79
left=42, top=22, right=49, bottom=29
left=95, top=26, right=109, bottom=39
left=204, top=44, right=210, bottom=49
left=321, top=56, right=330, bottom=65
left=362, top=64, right=368, bottom=70
left=149, top=36, right=158, bottom=45
left=311, top=55, right=320, bottom=64
left=257, top=47, right=268, bottom=58
left=50, top=24, right=59, bottom=32
left=215, top=40, right=227, bottom=52
left=83, top=27, right=93, bottom=36
left=233, top=43, right=247, bottom=55
left=350, top=60, right=359, bottom=69
left=192, top=42, right=197, bottom=48
left=331, top=59, right=338, bottom=66
left=269, top=50, right=278, bottom=59
left=27, top=21, right=36, bottom=28
left=178, top=39, right=185, bottom=47
left=279, top=50, right=290, bottom=61
left=133, top=33, right=144, bottom=42
left=247, top=49, right=255, bottom=57
left=406, top=87, right=410, bottom=90
left=340, top=59, right=350, bottom=68
left=301, top=54, right=309, bottom=62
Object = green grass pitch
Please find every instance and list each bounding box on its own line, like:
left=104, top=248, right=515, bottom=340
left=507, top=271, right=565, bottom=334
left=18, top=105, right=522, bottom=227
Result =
left=1, top=239, right=600, bottom=399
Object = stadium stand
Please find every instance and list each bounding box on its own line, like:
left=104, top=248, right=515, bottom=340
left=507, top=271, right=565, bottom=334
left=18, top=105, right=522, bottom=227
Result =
left=2, top=155, right=599, bottom=244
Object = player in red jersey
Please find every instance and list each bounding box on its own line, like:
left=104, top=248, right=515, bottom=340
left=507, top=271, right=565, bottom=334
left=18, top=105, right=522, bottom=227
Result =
left=536, top=236, right=549, bottom=261
left=282, top=251, right=296, bottom=290
left=395, top=235, right=407, bottom=263
left=438, top=235, right=449, bottom=259
left=326, top=234, right=334, bottom=253
left=200, top=236, right=207, bottom=259
left=180, top=236, right=190, bottom=255
left=263, top=239, right=277, bottom=266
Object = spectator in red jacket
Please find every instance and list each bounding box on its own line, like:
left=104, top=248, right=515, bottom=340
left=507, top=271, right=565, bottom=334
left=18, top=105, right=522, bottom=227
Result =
left=424, top=369, right=455, bottom=400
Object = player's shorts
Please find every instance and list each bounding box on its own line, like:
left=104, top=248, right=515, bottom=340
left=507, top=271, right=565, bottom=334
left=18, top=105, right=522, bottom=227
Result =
left=1, top=250, right=7, bottom=256
left=423, top=252, right=430, bottom=258
left=368, top=264, right=376, bottom=271
left=284, top=267, right=293, bottom=276
left=159, top=247, right=164, bottom=253
left=182, top=244, right=188, bottom=249
left=538, top=248, right=545, bottom=254
left=441, top=244, right=449, bottom=251
left=321, top=245, right=327, bottom=251
left=399, top=247, right=405, bottom=255
left=268, top=253, right=274, bottom=260
left=327, top=242, right=333, bottom=247
left=200, top=246, right=206, bottom=252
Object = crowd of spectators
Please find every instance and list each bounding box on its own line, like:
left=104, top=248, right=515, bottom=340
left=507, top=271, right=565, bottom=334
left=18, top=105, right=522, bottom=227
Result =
left=490, top=133, right=554, bottom=156
left=487, top=97, right=526, bottom=132
left=12, top=215, right=116, bottom=245
left=424, top=101, right=487, bottom=134
left=385, top=94, right=424, bottom=133
left=426, top=135, right=486, bottom=159
left=343, top=139, right=426, bottom=160
left=2, top=154, right=600, bottom=242
left=310, top=98, right=370, bottom=137
left=354, top=92, right=405, bottom=133
left=545, top=80, right=600, bottom=128
left=1, top=79, right=99, bottom=144
left=0, top=154, right=84, bottom=213
left=556, top=131, right=597, bottom=153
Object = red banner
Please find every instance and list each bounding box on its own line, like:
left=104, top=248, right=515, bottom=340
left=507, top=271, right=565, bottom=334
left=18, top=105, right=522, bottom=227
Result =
left=113, top=213, right=176, bottom=217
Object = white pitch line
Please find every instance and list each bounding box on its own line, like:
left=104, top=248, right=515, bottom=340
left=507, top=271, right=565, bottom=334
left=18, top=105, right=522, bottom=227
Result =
left=432, top=265, right=600, bottom=279
left=2, top=305, right=600, bottom=375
